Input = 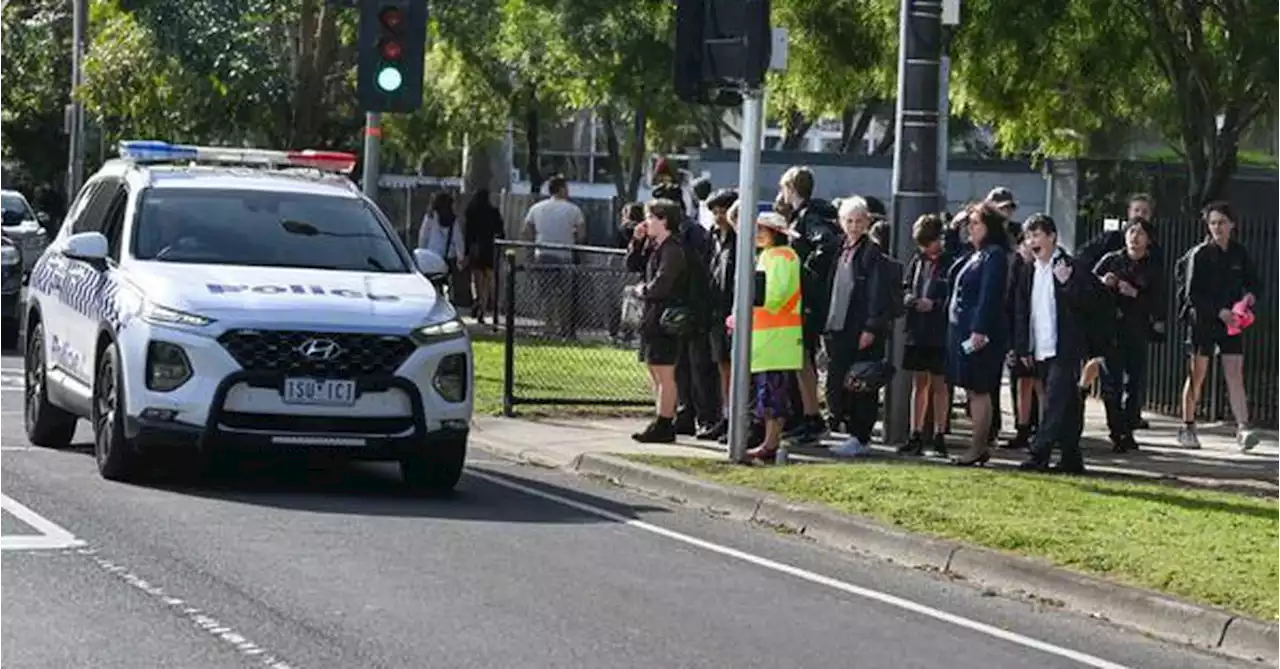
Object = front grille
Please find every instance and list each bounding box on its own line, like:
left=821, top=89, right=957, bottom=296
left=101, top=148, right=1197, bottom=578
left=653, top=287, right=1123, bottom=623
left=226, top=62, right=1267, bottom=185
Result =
left=218, top=329, right=416, bottom=377
left=219, top=411, right=414, bottom=435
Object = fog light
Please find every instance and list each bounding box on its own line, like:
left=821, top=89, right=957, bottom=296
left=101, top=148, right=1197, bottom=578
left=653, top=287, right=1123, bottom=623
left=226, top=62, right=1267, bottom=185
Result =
left=146, top=341, right=193, bottom=391
left=432, top=353, right=468, bottom=402
left=140, top=408, right=178, bottom=422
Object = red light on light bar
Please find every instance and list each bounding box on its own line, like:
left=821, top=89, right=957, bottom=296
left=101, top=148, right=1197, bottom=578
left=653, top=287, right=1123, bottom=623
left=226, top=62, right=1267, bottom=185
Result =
left=381, top=41, right=402, bottom=60
left=288, top=150, right=358, bottom=174
left=380, top=8, right=403, bottom=29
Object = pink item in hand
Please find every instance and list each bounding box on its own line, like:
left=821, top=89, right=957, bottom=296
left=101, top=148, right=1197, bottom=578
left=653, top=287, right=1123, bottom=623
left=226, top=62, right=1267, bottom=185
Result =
left=725, top=314, right=736, bottom=331
left=1227, top=299, right=1255, bottom=336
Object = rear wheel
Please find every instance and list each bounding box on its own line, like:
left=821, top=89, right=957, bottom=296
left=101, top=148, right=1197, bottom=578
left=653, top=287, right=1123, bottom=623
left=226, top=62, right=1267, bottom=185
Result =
left=400, top=436, right=467, bottom=495
left=93, top=345, right=144, bottom=482
left=24, top=322, right=78, bottom=448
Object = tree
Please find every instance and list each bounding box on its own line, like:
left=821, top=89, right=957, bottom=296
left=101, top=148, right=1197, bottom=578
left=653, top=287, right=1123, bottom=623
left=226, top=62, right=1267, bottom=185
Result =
left=768, top=0, right=897, bottom=153
left=953, top=0, right=1277, bottom=206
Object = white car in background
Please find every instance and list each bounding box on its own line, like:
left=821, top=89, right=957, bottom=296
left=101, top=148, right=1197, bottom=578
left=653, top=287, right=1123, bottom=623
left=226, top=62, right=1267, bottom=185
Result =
left=21, top=140, right=473, bottom=493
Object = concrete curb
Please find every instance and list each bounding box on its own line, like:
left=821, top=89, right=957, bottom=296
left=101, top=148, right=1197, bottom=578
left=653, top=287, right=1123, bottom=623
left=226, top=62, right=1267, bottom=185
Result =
left=566, top=452, right=1278, bottom=666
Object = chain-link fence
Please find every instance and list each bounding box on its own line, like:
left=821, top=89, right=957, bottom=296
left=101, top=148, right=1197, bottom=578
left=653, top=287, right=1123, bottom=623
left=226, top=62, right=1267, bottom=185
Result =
left=495, top=240, right=652, bottom=414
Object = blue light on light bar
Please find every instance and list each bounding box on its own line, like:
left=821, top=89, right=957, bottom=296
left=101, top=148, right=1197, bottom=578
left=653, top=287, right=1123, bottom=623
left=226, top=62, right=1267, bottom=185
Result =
left=118, top=140, right=199, bottom=162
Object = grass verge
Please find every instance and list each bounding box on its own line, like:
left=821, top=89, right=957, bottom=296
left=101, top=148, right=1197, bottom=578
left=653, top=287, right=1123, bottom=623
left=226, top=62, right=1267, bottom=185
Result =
left=624, top=455, right=1279, bottom=621
left=472, top=336, right=650, bottom=418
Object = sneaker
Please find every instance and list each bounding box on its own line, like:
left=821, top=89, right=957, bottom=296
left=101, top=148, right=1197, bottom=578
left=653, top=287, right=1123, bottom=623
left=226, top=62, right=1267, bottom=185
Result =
left=1176, top=426, right=1201, bottom=449
left=632, top=418, right=676, bottom=444
left=1237, top=427, right=1260, bottom=453
left=830, top=437, right=871, bottom=457
left=929, top=433, right=949, bottom=457
left=696, top=419, right=728, bottom=441
left=897, top=432, right=924, bottom=456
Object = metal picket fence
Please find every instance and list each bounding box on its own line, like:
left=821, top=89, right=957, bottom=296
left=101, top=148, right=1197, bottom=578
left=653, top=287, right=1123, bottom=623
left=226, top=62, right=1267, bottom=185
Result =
left=494, top=240, right=652, bottom=414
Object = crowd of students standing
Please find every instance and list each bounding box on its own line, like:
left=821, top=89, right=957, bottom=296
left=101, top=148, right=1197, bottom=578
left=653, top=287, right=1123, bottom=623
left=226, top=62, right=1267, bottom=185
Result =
left=619, top=162, right=1264, bottom=470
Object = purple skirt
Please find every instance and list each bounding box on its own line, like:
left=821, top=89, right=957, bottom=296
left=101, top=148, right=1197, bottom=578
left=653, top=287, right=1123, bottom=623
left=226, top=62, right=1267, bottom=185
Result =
left=751, top=371, right=794, bottom=421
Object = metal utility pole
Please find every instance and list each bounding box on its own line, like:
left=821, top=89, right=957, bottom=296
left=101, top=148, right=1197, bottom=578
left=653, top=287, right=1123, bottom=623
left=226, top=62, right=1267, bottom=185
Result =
left=884, top=0, right=944, bottom=446
left=727, top=89, right=764, bottom=462
left=66, top=0, right=88, bottom=198
left=362, top=112, right=381, bottom=198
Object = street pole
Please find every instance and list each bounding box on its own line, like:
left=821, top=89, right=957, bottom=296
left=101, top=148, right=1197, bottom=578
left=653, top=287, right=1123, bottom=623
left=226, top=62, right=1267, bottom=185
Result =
left=727, top=88, right=764, bottom=463
left=66, top=0, right=87, bottom=198
left=362, top=112, right=381, bottom=199
left=884, top=0, right=943, bottom=446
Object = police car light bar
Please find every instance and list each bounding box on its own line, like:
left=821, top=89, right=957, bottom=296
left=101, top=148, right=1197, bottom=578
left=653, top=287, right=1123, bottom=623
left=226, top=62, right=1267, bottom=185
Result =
left=117, top=140, right=357, bottom=174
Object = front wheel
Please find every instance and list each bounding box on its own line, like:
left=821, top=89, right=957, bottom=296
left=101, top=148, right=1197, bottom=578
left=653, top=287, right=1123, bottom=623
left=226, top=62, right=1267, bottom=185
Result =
left=400, top=436, right=467, bottom=495
left=24, top=322, right=78, bottom=448
left=93, top=344, right=143, bottom=482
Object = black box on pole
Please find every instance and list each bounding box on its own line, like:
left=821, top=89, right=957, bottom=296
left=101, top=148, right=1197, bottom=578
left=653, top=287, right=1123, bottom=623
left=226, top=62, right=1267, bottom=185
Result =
left=674, top=0, right=771, bottom=105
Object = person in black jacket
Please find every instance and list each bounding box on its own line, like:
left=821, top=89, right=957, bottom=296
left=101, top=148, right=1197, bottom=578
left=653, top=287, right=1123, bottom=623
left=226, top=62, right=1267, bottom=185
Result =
left=899, top=214, right=956, bottom=457
left=1012, top=214, right=1103, bottom=474
left=702, top=188, right=740, bottom=440
left=1093, top=217, right=1164, bottom=452
left=778, top=166, right=842, bottom=442
left=1077, top=193, right=1158, bottom=270
left=1178, top=201, right=1261, bottom=451
left=822, top=195, right=896, bottom=455
left=624, top=198, right=690, bottom=443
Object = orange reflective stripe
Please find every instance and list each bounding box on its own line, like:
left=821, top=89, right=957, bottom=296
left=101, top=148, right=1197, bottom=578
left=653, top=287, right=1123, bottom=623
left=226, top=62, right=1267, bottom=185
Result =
left=754, top=287, right=802, bottom=329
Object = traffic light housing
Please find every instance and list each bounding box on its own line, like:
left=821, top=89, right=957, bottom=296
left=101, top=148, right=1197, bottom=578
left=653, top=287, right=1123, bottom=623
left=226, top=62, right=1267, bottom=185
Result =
left=674, top=0, right=770, bottom=106
left=358, top=0, right=428, bottom=113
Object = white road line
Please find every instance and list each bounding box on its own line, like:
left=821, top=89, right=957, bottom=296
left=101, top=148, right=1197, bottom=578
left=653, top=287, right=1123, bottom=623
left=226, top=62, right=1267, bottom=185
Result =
left=0, top=492, right=86, bottom=550
left=466, top=469, right=1132, bottom=669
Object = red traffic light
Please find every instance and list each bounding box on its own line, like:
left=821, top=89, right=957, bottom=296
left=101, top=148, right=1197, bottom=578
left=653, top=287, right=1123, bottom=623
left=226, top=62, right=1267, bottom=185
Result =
left=380, top=40, right=402, bottom=60
left=379, top=7, right=403, bottom=29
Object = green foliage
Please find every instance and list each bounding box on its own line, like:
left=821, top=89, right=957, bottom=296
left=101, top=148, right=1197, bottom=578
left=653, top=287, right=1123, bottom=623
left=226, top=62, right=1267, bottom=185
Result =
left=1, top=0, right=73, bottom=198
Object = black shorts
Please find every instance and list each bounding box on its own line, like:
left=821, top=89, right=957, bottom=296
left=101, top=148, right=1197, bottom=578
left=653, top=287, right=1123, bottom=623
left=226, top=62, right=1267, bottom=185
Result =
left=639, top=333, right=681, bottom=365
left=1188, top=326, right=1244, bottom=357
left=903, top=345, right=946, bottom=375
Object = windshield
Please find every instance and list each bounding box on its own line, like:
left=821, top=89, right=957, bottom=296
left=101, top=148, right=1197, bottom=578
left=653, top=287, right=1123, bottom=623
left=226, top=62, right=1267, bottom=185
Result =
left=131, top=188, right=410, bottom=272
left=1, top=193, right=35, bottom=224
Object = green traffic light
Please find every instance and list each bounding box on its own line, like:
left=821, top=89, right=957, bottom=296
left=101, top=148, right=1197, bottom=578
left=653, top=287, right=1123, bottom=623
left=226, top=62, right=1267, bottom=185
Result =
left=377, top=66, right=403, bottom=93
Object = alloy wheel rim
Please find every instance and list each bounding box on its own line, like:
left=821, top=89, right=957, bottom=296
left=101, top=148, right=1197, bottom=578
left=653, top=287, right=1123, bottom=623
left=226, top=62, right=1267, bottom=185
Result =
left=95, top=359, right=115, bottom=464
left=25, top=335, right=42, bottom=427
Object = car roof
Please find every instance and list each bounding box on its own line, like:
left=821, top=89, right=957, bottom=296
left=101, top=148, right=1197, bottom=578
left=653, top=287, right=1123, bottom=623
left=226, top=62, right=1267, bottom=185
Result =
left=114, top=162, right=361, bottom=199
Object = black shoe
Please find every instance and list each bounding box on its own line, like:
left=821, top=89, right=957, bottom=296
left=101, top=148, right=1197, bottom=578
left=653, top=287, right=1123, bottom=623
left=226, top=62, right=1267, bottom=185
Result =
left=1003, top=425, right=1031, bottom=450
left=697, top=419, right=728, bottom=441
left=897, top=432, right=924, bottom=456
left=929, top=433, right=949, bottom=457
left=1018, top=459, right=1052, bottom=472
left=1051, top=462, right=1087, bottom=475
left=673, top=413, right=697, bottom=436
left=632, top=418, right=677, bottom=444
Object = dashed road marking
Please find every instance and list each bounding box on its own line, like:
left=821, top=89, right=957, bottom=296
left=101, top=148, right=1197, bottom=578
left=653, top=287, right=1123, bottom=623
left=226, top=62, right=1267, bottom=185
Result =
left=75, top=547, right=300, bottom=668
left=0, top=493, right=85, bottom=550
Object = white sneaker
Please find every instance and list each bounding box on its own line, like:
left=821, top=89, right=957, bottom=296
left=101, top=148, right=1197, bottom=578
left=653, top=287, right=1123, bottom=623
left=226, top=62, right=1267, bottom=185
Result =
left=1177, top=426, right=1201, bottom=449
left=831, top=437, right=870, bottom=457
left=1237, top=428, right=1260, bottom=453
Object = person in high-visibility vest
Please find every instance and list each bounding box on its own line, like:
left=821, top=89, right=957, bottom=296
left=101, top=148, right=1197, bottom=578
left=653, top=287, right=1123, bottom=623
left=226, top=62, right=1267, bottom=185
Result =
left=728, top=212, right=804, bottom=461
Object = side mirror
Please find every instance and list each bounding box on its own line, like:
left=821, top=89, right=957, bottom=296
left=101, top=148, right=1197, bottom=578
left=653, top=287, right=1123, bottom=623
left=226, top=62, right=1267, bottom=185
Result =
left=64, top=231, right=109, bottom=263
left=414, top=248, right=449, bottom=278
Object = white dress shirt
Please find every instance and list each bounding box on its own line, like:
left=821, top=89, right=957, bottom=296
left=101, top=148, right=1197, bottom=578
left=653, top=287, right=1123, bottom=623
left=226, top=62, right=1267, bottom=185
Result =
left=1030, top=254, right=1058, bottom=361
left=418, top=213, right=464, bottom=263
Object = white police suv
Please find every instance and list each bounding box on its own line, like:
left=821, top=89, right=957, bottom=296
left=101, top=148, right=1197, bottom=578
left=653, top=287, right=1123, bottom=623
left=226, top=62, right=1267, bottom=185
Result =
left=22, top=141, right=472, bottom=492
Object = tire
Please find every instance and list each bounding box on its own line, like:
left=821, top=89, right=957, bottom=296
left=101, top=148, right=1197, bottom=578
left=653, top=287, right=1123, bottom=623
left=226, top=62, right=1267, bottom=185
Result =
left=92, top=344, right=143, bottom=482
left=24, top=322, right=78, bottom=448
left=400, top=436, right=467, bottom=495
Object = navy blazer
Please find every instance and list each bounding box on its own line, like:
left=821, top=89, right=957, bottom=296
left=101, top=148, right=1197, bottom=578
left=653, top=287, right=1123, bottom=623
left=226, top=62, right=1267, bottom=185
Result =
left=1011, top=248, right=1104, bottom=362
left=948, top=244, right=1009, bottom=344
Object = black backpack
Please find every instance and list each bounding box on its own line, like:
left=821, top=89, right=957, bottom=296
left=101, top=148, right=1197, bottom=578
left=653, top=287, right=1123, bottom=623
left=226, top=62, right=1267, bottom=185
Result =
left=1173, top=243, right=1202, bottom=325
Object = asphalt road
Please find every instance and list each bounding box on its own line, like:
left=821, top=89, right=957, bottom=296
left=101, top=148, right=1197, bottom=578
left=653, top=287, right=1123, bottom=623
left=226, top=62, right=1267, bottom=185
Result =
left=0, top=350, right=1255, bottom=669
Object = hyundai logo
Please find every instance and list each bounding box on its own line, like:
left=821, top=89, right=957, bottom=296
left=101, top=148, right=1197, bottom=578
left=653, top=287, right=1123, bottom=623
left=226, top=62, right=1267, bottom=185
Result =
left=297, top=338, right=344, bottom=361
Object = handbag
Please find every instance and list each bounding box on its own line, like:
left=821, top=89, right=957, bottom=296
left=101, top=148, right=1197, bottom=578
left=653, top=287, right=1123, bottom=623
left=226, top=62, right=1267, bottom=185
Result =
left=843, top=360, right=896, bottom=393
left=658, top=306, right=696, bottom=337
left=620, top=284, right=644, bottom=330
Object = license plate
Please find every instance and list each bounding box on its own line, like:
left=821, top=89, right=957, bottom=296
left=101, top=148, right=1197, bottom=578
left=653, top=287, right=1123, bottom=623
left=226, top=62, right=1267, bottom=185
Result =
left=282, top=378, right=357, bottom=407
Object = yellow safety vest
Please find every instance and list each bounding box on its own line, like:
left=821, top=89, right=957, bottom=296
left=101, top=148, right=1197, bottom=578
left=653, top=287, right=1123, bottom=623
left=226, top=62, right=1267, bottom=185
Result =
left=751, top=245, right=804, bottom=373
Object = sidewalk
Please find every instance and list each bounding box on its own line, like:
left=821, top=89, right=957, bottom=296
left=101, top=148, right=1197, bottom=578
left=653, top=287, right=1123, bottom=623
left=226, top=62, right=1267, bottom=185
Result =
left=472, top=394, right=1279, bottom=497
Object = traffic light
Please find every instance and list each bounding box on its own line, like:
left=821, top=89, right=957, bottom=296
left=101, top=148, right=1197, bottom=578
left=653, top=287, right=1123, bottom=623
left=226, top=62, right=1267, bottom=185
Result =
left=358, top=0, right=428, bottom=113
left=673, top=0, right=771, bottom=105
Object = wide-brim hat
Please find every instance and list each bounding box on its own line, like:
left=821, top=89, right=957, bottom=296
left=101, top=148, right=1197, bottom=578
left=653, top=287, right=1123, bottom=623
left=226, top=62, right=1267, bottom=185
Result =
left=756, top=212, right=800, bottom=238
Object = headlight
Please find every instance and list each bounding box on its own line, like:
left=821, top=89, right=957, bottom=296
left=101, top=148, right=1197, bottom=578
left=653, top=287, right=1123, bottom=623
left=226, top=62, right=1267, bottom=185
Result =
left=411, top=318, right=466, bottom=345
left=146, top=341, right=193, bottom=391
left=432, top=353, right=468, bottom=402
left=0, top=246, right=19, bottom=267
left=142, top=302, right=214, bottom=327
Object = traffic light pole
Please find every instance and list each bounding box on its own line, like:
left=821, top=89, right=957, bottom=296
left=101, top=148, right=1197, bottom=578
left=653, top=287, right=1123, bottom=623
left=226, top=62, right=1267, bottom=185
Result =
left=727, top=88, right=764, bottom=463
left=362, top=112, right=381, bottom=198
left=66, top=0, right=87, bottom=198
left=885, top=0, right=943, bottom=446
